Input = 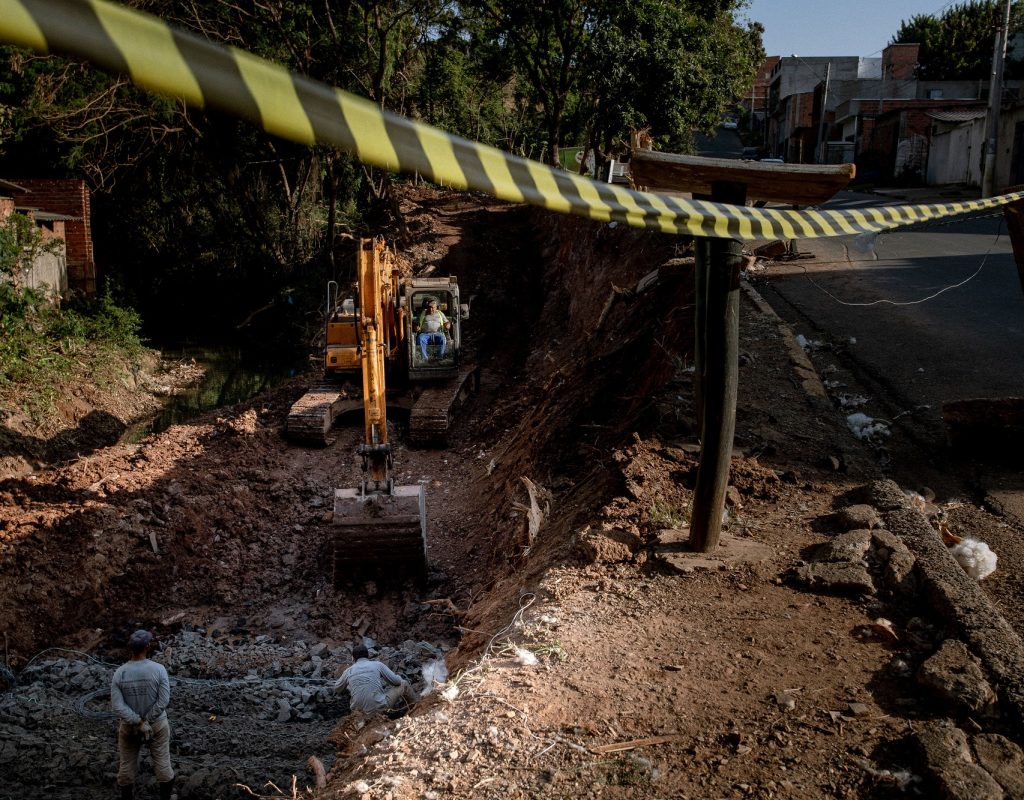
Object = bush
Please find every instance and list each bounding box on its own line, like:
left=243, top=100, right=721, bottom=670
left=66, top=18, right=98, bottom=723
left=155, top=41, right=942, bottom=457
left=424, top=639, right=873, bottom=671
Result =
left=0, top=285, right=147, bottom=418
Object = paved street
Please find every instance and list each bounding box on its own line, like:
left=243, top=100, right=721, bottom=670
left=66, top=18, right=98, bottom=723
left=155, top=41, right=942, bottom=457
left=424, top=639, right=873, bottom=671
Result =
left=763, top=191, right=1024, bottom=416
left=757, top=189, right=1024, bottom=518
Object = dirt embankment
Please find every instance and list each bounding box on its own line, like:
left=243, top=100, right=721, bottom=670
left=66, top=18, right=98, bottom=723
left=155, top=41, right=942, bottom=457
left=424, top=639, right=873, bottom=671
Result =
left=2, top=187, right=1023, bottom=799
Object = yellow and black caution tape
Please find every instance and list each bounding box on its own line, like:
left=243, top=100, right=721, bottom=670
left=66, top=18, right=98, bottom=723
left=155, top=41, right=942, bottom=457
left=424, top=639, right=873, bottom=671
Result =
left=2, top=0, right=1022, bottom=240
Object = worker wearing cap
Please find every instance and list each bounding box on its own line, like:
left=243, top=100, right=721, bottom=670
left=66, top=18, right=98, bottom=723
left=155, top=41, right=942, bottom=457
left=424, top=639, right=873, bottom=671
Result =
left=110, top=629, right=174, bottom=800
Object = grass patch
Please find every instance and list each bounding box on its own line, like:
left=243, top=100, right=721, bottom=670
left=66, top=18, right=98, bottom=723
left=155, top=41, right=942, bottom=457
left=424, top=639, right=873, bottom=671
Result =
left=649, top=499, right=690, bottom=529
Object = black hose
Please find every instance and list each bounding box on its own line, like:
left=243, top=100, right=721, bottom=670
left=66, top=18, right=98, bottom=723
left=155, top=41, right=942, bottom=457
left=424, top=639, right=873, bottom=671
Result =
left=73, top=687, right=116, bottom=721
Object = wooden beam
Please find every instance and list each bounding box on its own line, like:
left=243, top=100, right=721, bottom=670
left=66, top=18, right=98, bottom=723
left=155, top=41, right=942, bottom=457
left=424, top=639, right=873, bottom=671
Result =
left=630, top=151, right=854, bottom=206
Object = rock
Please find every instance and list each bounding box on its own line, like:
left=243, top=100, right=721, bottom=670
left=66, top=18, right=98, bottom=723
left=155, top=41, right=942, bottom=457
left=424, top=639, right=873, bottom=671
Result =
left=310, top=642, right=328, bottom=658
left=184, top=768, right=212, bottom=796
left=795, top=562, right=876, bottom=595
left=833, top=505, right=881, bottom=531
left=772, top=689, right=796, bottom=711
left=917, top=639, right=997, bottom=717
left=0, top=738, right=19, bottom=764
left=915, top=720, right=1003, bottom=800
left=973, top=733, right=1024, bottom=798
left=276, top=699, right=293, bottom=722
left=817, top=529, right=872, bottom=562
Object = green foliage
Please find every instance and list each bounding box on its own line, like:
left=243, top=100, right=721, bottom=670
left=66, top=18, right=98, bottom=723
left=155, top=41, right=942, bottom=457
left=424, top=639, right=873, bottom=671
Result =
left=464, top=0, right=762, bottom=164
left=893, top=0, right=1024, bottom=80
left=0, top=281, right=144, bottom=423
left=1, top=0, right=763, bottom=348
left=0, top=211, right=64, bottom=290
left=580, top=0, right=764, bottom=155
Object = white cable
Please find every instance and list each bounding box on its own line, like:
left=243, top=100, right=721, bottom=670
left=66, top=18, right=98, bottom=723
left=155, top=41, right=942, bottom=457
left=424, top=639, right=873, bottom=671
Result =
left=800, top=224, right=1003, bottom=307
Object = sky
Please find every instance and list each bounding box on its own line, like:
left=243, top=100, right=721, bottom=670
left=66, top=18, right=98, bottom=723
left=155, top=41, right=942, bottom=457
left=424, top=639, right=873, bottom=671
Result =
left=739, top=0, right=958, bottom=59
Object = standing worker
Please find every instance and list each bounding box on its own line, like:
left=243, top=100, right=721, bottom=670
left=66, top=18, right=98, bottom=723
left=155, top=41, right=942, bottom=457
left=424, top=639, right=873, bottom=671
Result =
left=334, top=645, right=417, bottom=713
left=110, top=629, right=174, bottom=800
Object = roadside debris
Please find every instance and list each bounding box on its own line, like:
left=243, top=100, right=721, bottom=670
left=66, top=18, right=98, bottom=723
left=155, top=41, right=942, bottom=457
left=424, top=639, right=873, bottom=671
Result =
left=846, top=412, right=890, bottom=441
left=949, top=538, right=998, bottom=581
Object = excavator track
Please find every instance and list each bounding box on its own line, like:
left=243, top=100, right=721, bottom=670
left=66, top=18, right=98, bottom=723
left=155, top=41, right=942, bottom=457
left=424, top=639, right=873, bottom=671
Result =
left=285, top=381, right=362, bottom=446
left=407, top=365, right=481, bottom=447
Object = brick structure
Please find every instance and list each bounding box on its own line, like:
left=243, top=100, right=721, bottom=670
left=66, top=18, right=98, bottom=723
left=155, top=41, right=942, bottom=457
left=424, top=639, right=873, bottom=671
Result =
left=13, top=179, right=96, bottom=297
left=859, top=99, right=987, bottom=180
left=883, top=43, right=919, bottom=82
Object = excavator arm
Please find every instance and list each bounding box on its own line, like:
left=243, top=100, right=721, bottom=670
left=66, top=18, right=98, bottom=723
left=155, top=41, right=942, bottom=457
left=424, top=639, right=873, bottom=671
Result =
left=333, top=238, right=427, bottom=583
left=354, top=238, right=396, bottom=488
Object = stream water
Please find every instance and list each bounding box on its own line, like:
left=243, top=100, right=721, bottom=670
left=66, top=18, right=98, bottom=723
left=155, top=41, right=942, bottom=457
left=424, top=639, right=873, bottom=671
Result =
left=129, top=347, right=304, bottom=440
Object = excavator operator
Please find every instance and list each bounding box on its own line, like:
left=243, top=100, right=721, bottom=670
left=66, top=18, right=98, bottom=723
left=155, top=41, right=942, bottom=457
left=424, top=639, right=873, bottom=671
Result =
left=413, top=299, right=451, bottom=361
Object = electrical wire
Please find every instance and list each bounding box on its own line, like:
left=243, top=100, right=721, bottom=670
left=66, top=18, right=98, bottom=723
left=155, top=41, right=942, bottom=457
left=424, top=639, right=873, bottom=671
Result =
left=798, top=217, right=1005, bottom=307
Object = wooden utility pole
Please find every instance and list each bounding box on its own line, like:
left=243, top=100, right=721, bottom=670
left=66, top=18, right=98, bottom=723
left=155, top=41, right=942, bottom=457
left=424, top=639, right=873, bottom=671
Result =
left=691, top=181, right=746, bottom=551
left=630, top=151, right=854, bottom=553
left=817, top=61, right=831, bottom=164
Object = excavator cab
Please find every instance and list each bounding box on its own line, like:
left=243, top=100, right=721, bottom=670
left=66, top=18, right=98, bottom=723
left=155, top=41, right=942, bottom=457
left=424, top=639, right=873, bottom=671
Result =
left=405, top=279, right=466, bottom=379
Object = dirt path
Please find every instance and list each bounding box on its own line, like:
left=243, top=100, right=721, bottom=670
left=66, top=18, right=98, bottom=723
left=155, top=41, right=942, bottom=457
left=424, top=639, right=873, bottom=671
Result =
left=2, top=187, right=1023, bottom=799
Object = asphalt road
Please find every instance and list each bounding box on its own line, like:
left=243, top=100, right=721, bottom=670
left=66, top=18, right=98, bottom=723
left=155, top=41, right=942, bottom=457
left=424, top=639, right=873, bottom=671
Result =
left=767, top=191, right=1024, bottom=408
left=757, top=189, right=1024, bottom=516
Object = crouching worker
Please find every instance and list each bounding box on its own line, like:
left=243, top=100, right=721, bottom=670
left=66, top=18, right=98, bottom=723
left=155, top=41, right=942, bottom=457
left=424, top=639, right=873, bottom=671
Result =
left=334, top=645, right=417, bottom=714
left=110, top=629, right=174, bottom=800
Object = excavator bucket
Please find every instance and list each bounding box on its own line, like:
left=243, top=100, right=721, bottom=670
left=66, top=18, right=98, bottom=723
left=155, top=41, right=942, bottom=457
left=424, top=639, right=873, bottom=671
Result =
left=332, top=484, right=427, bottom=584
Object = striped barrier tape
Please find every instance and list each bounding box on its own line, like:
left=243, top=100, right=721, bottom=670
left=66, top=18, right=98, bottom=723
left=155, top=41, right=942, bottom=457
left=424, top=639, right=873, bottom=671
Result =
left=2, top=0, right=1023, bottom=241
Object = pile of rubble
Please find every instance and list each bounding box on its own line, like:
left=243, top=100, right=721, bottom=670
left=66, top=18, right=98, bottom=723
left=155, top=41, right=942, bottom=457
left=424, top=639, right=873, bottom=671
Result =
left=0, top=627, right=449, bottom=798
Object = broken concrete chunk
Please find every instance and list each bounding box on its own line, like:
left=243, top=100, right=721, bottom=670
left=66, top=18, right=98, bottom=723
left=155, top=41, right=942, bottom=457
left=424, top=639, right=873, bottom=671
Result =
left=817, top=529, right=872, bottom=563
left=864, top=479, right=908, bottom=512
left=795, top=562, right=876, bottom=595
left=834, top=504, right=882, bottom=531
left=972, top=733, right=1024, bottom=799
left=871, top=530, right=917, bottom=593
left=914, top=720, right=1004, bottom=800
left=917, top=639, right=998, bottom=718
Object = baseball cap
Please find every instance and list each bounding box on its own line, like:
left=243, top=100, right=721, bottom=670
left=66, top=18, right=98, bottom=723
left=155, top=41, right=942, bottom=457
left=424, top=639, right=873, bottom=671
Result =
left=127, top=629, right=153, bottom=654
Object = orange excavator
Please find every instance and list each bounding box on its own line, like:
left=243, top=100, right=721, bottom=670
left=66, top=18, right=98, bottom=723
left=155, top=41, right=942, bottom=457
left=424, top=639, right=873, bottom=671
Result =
left=286, top=238, right=475, bottom=581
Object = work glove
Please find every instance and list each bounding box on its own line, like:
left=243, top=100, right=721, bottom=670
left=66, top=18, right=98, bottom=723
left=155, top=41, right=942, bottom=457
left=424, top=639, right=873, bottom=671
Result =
left=138, top=720, right=153, bottom=741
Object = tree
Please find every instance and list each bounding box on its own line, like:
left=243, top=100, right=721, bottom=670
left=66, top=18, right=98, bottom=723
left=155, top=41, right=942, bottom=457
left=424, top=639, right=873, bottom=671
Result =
left=579, top=0, right=763, bottom=161
left=0, top=211, right=63, bottom=293
left=465, top=0, right=600, bottom=165
left=465, top=0, right=762, bottom=165
left=892, top=0, right=1024, bottom=81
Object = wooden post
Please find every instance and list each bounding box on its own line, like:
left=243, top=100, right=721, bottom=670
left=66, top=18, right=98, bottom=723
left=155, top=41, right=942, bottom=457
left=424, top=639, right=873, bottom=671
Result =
left=689, top=181, right=746, bottom=553
left=693, top=238, right=711, bottom=434
left=628, top=151, right=853, bottom=553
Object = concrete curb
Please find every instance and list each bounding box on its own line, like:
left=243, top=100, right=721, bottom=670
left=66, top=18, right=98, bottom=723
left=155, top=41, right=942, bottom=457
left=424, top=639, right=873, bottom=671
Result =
left=874, top=495, right=1024, bottom=733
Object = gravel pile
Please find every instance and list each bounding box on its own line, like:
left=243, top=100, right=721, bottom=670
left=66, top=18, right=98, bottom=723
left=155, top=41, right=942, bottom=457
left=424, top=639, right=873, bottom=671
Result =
left=0, top=627, right=448, bottom=798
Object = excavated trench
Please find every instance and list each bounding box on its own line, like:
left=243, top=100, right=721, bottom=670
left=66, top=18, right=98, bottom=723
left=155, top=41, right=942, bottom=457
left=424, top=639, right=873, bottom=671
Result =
left=0, top=189, right=694, bottom=798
